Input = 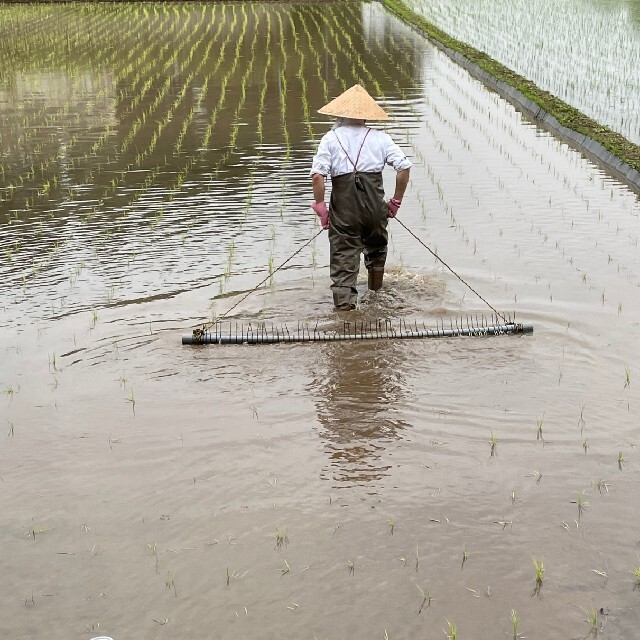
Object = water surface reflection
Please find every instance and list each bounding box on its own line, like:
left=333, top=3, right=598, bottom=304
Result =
left=313, top=337, right=410, bottom=486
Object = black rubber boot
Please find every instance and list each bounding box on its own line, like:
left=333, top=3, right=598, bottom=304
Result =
left=368, top=268, right=384, bottom=291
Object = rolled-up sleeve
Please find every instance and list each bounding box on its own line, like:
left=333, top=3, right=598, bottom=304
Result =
left=384, top=134, right=412, bottom=172
left=310, top=134, right=332, bottom=176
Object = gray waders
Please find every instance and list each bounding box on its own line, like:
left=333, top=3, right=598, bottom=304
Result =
left=328, top=171, right=388, bottom=310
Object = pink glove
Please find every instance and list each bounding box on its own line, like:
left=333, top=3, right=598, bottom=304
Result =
left=311, top=201, right=329, bottom=229
left=387, top=198, right=401, bottom=218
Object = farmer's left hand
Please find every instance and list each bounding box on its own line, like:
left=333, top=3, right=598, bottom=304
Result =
left=387, top=198, right=401, bottom=218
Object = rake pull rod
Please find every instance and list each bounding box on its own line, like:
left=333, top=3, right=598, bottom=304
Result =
left=393, top=217, right=508, bottom=324
left=192, top=228, right=325, bottom=341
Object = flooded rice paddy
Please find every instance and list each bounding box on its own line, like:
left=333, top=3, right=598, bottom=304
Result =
left=406, top=0, right=640, bottom=144
left=1, top=2, right=640, bottom=639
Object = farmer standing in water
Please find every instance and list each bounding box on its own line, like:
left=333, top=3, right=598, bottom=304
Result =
left=310, top=84, right=412, bottom=311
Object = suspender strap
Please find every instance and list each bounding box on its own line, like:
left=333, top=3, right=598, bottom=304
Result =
left=333, top=128, right=372, bottom=172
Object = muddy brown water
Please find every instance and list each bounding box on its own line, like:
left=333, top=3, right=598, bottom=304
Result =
left=1, top=2, right=639, bottom=639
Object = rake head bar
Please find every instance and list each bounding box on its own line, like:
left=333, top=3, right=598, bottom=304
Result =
left=184, top=315, right=533, bottom=345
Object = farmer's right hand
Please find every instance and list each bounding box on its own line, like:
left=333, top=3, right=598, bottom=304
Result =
left=311, top=201, right=329, bottom=229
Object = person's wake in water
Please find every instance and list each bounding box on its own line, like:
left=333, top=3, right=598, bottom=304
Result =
left=310, top=84, right=412, bottom=311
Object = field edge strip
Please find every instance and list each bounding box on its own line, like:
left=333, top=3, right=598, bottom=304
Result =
left=381, top=0, right=640, bottom=194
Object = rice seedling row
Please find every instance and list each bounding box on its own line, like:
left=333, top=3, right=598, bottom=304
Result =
left=406, top=0, right=640, bottom=144
left=441, top=72, right=640, bottom=294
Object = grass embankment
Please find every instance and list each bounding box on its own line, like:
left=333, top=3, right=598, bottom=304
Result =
left=383, top=0, right=640, bottom=178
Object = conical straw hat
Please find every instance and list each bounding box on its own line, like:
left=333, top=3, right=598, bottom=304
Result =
left=318, top=84, right=390, bottom=121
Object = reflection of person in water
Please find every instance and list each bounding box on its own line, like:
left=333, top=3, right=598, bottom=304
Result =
left=312, top=338, right=411, bottom=485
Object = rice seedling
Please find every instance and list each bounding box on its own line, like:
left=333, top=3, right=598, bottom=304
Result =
left=444, top=619, right=457, bottom=640
left=509, top=609, right=522, bottom=639
left=461, top=545, right=468, bottom=570
left=26, top=518, right=52, bottom=541
left=347, top=559, right=355, bottom=575
left=532, top=557, right=544, bottom=595
left=267, top=255, right=275, bottom=288
left=593, top=478, right=609, bottom=495
left=126, top=388, right=135, bottom=415
left=527, top=469, right=543, bottom=484
left=624, top=365, right=631, bottom=388
left=164, top=571, right=178, bottom=598
left=275, top=527, right=288, bottom=550
left=536, top=415, right=544, bottom=441
left=417, top=585, right=432, bottom=614
left=571, top=489, right=589, bottom=520
left=280, top=559, right=291, bottom=576
left=388, top=516, right=395, bottom=534
left=618, top=451, right=624, bottom=470
left=579, top=605, right=599, bottom=635
left=632, top=557, right=640, bottom=588
left=583, top=438, right=589, bottom=453
left=147, top=541, right=159, bottom=573
left=489, top=430, right=497, bottom=457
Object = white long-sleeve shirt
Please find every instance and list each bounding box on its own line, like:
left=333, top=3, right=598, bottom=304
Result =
left=310, top=123, right=412, bottom=177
